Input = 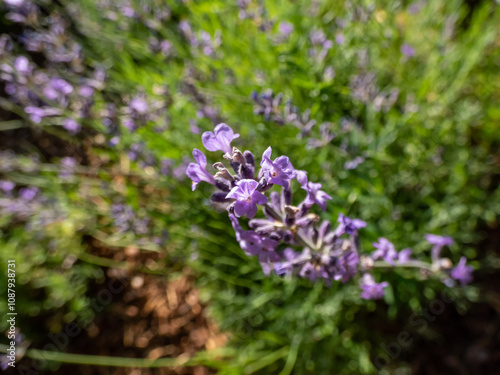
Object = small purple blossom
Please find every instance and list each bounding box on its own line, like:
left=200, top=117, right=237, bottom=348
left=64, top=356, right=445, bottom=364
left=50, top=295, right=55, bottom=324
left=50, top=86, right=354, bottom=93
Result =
left=426, top=234, right=454, bottom=247
left=401, top=44, right=415, bottom=57
left=296, top=171, right=332, bottom=211
left=372, top=238, right=398, bottom=265
left=334, top=213, right=366, bottom=236
left=360, top=274, right=389, bottom=300
left=130, top=96, right=148, bottom=114
left=278, top=22, right=294, bottom=38
left=335, top=250, right=359, bottom=282
left=186, top=149, right=216, bottom=191
left=63, top=118, right=81, bottom=135
left=260, top=147, right=296, bottom=188
left=59, top=157, right=77, bottom=179
left=43, top=77, right=73, bottom=100
left=202, top=123, right=240, bottom=157
left=226, top=179, right=268, bottom=219
left=19, top=186, right=38, bottom=201
left=0, top=180, right=15, bottom=193
left=14, top=55, right=30, bottom=74
left=397, top=248, right=413, bottom=264
left=79, top=85, right=94, bottom=97
left=426, top=234, right=453, bottom=261
left=451, top=257, right=473, bottom=285
left=335, top=33, right=345, bottom=45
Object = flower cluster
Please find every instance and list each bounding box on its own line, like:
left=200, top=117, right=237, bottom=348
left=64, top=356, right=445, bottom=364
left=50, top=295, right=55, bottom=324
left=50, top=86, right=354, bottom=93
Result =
left=187, top=123, right=473, bottom=299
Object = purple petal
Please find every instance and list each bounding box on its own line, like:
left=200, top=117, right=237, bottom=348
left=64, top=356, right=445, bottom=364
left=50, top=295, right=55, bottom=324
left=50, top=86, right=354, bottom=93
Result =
left=192, top=148, right=207, bottom=168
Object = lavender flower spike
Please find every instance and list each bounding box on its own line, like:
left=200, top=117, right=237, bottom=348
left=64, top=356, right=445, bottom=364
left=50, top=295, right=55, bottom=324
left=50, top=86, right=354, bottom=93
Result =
left=360, top=274, right=389, bottom=300
left=202, top=123, right=240, bottom=157
left=186, top=148, right=216, bottom=191
left=260, top=147, right=297, bottom=188
left=451, top=257, right=473, bottom=286
left=226, top=179, right=268, bottom=219
left=296, top=171, right=332, bottom=211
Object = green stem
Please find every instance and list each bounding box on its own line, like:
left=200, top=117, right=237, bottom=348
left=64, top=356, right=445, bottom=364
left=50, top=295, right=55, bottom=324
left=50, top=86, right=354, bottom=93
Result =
left=0, top=344, right=234, bottom=368
left=372, top=260, right=435, bottom=271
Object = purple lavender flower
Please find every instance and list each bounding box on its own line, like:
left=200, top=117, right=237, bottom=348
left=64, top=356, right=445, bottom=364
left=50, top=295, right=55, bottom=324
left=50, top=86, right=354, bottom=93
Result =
left=188, top=123, right=473, bottom=301
left=160, top=158, right=172, bottom=175
left=202, top=123, right=240, bottom=157
left=5, top=0, right=25, bottom=6
left=274, top=248, right=303, bottom=276
left=186, top=149, right=216, bottom=191
left=344, top=156, right=365, bottom=170
left=0, top=181, right=15, bottom=193
left=130, top=96, right=148, bottom=114
left=360, top=274, right=389, bottom=300
left=229, top=214, right=279, bottom=263
left=300, top=260, right=329, bottom=281
left=335, top=33, right=345, bottom=45
left=397, top=248, right=412, bottom=264
left=260, top=147, right=296, bottom=188
left=278, top=22, right=294, bottom=38
left=79, top=85, right=94, bottom=97
left=122, top=118, right=137, bottom=132
left=296, top=171, right=332, bottom=211
left=14, top=55, right=30, bottom=74
left=451, top=257, right=473, bottom=285
left=334, top=213, right=366, bottom=236
left=63, top=118, right=81, bottom=135
left=401, top=44, right=415, bottom=57
left=335, top=250, right=359, bottom=282
left=426, top=234, right=453, bottom=247
left=109, top=136, right=120, bottom=147
left=25, top=107, right=61, bottom=124
left=19, top=186, right=38, bottom=201
left=59, top=157, right=77, bottom=179
left=426, top=234, right=453, bottom=261
left=372, top=238, right=398, bottom=265
left=0, top=354, right=10, bottom=371
left=226, top=179, right=268, bottom=219
left=43, top=78, right=73, bottom=100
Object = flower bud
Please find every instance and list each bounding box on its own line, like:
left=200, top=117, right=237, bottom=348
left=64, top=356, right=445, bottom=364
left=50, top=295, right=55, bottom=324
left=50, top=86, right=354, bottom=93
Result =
left=239, top=164, right=254, bottom=179
left=211, top=192, right=231, bottom=203
left=243, top=150, right=255, bottom=167
left=215, top=179, right=231, bottom=192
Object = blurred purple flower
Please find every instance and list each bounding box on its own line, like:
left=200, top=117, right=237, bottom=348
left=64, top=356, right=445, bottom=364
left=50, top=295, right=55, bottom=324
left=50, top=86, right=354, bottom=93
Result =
left=130, top=96, right=148, bottom=114
left=334, top=213, right=366, bottom=236
left=14, top=55, right=30, bottom=74
left=360, top=274, right=388, bottom=300
left=335, top=33, right=345, bottom=45
left=372, top=237, right=398, bottom=265
left=78, top=85, right=94, bottom=97
left=278, top=22, right=294, bottom=38
left=398, top=248, right=413, bottom=264
left=63, top=118, right=81, bottom=135
left=19, top=186, right=38, bottom=201
left=401, top=44, right=415, bottom=57
left=451, top=257, right=473, bottom=285
left=0, top=181, right=15, bottom=193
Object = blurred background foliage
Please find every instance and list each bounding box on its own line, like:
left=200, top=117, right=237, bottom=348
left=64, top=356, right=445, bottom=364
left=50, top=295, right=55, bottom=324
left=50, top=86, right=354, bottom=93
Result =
left=0, top=0, right=499, bottom=373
